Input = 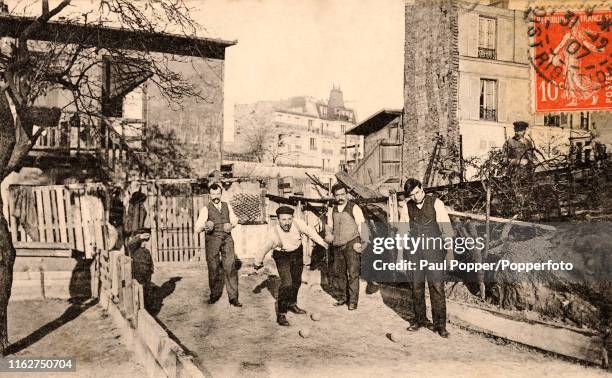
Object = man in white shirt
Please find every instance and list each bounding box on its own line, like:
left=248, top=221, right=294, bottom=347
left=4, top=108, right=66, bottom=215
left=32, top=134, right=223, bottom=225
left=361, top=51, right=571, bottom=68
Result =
left=326, top=183, right=368, bottom=310
left=194, top=183, right=242, bottom=307
left=399, top=178, right=453, bottom=338
left=253, top=206, right=328, bottom=326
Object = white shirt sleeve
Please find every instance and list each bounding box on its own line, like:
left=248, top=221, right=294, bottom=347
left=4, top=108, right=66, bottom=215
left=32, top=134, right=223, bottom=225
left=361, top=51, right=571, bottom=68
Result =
left=194, top=206, right=209, bottom=234
left=352, top=204, right=368, bottom=242
left=434, top=198, right=454, bottom=239
left=254, top=227, right=281, bottom=265
left=294, top=218, right=328, bottom=248
left=227, top=203, right=239, bottom=226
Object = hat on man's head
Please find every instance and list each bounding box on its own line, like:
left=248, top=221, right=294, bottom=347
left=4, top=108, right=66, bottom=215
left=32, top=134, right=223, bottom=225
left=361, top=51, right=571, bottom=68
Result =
left=513, top=121, right=529, bottom=131
left=276, top=206, right=295, bottom=216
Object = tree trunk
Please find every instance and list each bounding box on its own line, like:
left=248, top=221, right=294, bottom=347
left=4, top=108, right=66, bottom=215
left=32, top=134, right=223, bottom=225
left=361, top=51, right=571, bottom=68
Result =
left=0, top=193, right=15, bottom=356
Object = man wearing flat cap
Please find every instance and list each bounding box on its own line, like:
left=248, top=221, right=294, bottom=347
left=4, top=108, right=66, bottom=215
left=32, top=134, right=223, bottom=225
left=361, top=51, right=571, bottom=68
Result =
left=253, top=206, right=329, bottom=326
left=503, top=121, right=536, bottom=169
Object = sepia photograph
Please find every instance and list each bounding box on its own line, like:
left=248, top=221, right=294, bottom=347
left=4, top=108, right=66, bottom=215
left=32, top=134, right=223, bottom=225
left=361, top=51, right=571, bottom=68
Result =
left=0, top=0, right=610, bottom=376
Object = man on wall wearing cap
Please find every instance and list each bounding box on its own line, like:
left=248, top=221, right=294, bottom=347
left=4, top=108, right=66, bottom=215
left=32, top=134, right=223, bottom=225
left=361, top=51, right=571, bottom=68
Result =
left=253, top=206, right=329, bottom=326
left=503, top=121, right=536, bottom=170
left=399, top=178, right=454, bottom=338
left=195, top=183, right=242, bottom=307
left=326, top=183, right=368, bottom=310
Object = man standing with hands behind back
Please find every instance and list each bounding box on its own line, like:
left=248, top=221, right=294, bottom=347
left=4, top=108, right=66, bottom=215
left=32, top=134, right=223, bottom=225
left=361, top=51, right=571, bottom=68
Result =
left=195, top=183, right=242, bottom=307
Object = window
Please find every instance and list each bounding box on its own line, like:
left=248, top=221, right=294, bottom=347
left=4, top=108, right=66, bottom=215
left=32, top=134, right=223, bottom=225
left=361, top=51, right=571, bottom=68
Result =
left=341, top=124, right=346, bottom=134
left=310, top=138, right=317, bottom=150
left=479, top=79, right=497, bottom=121
left=478, top=16, right=496, bottom=60
left=308, top=119, right=314, bottom=131
left=321, top=106, right=327, bottom=116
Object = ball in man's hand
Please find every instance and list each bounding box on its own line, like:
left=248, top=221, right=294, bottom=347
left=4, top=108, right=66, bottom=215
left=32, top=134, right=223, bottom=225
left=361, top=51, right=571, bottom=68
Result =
left=205, top=220, right=215, bottom=231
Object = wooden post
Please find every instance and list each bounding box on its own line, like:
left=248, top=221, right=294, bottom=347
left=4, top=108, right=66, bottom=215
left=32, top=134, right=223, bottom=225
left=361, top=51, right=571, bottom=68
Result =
left=482, top=184, right=491, bottom=300
left=123, top=256, right=135, bottom=321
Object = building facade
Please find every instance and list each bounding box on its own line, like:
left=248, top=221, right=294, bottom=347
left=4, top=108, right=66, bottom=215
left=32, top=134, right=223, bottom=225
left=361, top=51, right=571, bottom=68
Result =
left=404, top=0, right=611, bottom=182
left=229, top=86, right=362, bottom=173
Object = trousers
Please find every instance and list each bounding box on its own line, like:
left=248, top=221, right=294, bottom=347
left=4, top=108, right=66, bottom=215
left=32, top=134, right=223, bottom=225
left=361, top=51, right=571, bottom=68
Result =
left=411, top=246, right=447, bottom=330
left=332, top=237, right=361, bottom=305
left=272, top=246, right=304, bottom=315
left=205, top=232, right=239, bottom=302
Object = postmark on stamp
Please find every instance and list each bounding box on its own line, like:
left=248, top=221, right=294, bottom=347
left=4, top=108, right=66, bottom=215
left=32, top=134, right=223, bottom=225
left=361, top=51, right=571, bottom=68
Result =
left=526, top=7, right=611, bottom=112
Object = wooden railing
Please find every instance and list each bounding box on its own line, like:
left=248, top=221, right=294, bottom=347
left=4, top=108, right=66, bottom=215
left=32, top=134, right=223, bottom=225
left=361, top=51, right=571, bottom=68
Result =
left=31, top=115, right=147, bottom=179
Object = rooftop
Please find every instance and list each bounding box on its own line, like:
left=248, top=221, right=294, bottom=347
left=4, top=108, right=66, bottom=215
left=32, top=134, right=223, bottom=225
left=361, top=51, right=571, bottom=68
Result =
left=346, top=109, right=402, bottom=135
left=0, top=14, right=236, bottom=60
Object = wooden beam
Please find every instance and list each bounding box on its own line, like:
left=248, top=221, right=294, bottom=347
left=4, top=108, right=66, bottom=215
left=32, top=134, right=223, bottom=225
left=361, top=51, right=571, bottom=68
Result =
left=0, top=15, right=235, bottom=59
left=446, top=209, right=557, bottom=231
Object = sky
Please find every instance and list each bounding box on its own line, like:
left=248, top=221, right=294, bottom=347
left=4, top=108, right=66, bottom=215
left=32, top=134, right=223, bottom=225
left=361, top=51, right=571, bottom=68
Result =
left=193, top=0, right=406, bottom=142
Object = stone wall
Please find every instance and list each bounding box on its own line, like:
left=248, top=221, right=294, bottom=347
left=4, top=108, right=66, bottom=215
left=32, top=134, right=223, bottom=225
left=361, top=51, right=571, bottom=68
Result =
left=403, top=0, right=460, bottom=183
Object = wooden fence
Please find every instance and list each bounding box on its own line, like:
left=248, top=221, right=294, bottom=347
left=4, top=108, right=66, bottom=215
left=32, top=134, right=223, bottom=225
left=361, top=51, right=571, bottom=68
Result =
left=98, top=249, right=142, bottom=324
left=4, top=180, right=274, bottom=263
left=6, top=184, right=108, bottom=258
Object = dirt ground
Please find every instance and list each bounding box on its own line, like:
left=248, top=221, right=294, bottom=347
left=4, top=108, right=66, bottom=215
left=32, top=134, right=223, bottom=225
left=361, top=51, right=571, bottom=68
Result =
left=6, top=299, right=145, bottom=378
left=151, top=264, right=609, bottom=378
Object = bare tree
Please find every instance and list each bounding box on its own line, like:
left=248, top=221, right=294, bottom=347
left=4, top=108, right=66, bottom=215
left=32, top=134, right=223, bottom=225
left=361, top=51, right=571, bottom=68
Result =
left=0, top=0, right=209, bottom=354
left=242, top=125, right=295, bottom=164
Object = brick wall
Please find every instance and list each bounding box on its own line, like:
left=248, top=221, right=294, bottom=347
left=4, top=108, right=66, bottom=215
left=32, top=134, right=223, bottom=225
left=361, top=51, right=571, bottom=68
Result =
left=403, top=0, right=460, bottom=184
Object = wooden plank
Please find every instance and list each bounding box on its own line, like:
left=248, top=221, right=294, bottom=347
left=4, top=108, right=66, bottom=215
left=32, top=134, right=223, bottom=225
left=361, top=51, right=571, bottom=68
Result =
left=448, top=300, right=605, bottom=365
left=55, top=187, right=68, bottom=243
left=49, top=188, right=59, bottom=243
left=446, top=209, right=557, bottom=231
left=170, top=197, right=177, bottom=262
left=64, top=188, right=74, bottom=248
left=42, top=188, right=54, bottom=243
left=7, top=195, right=19, bottom=243
left=13, top=241, right=71, bottom=249
left=148, top=191, right=159, bottom=263
left=15, top=249, right=72, bottom=257
left=73, top=191, right=85, bottom=252
left=34, top=188, right=45, bottom=242
left=123, top=257, right=134, bottom=320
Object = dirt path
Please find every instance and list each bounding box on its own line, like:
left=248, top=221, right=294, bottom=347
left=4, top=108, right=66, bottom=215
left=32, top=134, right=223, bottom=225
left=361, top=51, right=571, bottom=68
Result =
left=151, top=264, right=608, bottom=377
left=6, top=299, right=146, bottom=378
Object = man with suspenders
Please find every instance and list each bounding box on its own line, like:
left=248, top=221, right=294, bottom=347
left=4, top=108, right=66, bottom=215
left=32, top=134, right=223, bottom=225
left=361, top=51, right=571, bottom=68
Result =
left=253, top=206, right=329, bottom=326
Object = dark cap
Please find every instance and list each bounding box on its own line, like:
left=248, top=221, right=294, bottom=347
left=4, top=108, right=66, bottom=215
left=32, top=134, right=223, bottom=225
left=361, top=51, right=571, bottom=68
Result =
left=513, top=121, right=529, bottom=131
left=276, top=206, right=295, bottom=216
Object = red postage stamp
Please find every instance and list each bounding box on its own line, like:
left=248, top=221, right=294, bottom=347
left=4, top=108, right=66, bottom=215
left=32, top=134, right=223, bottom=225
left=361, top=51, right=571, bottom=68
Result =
left=530, top=8, right=611, bottom=112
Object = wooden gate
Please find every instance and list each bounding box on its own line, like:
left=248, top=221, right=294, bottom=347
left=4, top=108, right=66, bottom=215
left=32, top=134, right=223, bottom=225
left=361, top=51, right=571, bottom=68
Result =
left=145, top=193, right=209, bottom=263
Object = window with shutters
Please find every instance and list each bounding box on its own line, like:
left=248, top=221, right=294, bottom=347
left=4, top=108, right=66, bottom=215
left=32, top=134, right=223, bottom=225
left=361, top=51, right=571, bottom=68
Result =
left=478, top=16, right=497, bottom=60
left=310, top=138, right=317, bottom=150
left=479, top=79, right=497, bottom=121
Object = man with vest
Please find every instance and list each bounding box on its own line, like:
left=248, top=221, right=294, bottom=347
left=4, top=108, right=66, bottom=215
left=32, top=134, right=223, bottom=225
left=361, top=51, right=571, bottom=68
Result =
left=252, top=206, right=329, bottom=326
left=326, top=183, right=368, bottom=310
left=195, top=183, right=242, bottom=307
left=399, top=178, right=454, bottom=338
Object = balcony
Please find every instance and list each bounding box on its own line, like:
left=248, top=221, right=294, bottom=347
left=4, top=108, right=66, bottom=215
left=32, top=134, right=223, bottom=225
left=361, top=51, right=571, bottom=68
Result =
left=479, top=107, right=497, bottom=121
left=478, top=47, right=496, bottom=60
